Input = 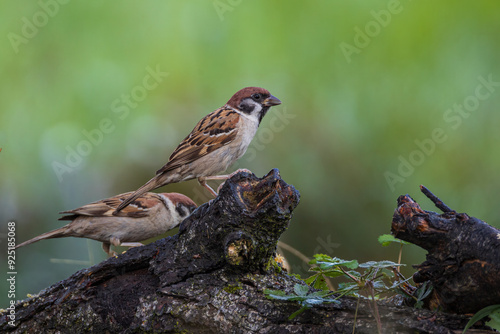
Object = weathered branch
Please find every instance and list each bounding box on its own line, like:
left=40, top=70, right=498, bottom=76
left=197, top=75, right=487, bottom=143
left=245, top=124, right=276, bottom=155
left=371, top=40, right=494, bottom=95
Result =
left=392, top=190, right=500, bottom=314
left=1, top=174, right=496, bottom=333
left=419, top=185, right=454, bottom=213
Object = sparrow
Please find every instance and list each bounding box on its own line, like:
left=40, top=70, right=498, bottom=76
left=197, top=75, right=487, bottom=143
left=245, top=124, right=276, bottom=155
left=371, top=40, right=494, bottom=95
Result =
left=114, top=86, right=281, bottom=213
left=15, top=192, right=197, bottom=256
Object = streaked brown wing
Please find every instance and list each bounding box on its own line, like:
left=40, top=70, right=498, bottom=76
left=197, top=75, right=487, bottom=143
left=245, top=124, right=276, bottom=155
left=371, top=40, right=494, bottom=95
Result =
left=59, top=192, right=161, bottom=219
left=156, top=107, right=240, bottom=175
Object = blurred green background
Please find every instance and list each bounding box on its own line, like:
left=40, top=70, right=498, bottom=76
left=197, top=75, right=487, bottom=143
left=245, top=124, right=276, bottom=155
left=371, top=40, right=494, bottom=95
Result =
left=1, top=1, right=500, bottom=303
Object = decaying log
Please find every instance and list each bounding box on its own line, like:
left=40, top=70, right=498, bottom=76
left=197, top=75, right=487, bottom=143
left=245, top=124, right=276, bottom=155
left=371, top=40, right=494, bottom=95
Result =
left=0, top=173, right=496, bottom=333
left=392, top=187, right=500, bottom=314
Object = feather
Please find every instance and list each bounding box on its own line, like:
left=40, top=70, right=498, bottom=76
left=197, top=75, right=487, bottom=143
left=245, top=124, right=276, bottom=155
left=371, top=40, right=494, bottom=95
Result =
left=156, top=107, right=240, bottom=175
left=60, top=192, right=163, bottom=219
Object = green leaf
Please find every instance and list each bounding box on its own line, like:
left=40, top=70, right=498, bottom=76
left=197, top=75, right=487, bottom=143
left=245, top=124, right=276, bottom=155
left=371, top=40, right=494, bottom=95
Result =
left=317, top=260, right=353, bottom=270
left=265, top=285, right=340, bottom=321
left=312, top=274, right=329, bottom=291
left=414, top=300, right=424, bottom=309
left=308, top=290, right=334, bottom=298
left=309, top=254, right=331, bottom=264
left=304, top=297, right=328, bottom=306
left=378, top=269, right=396, bottom=279
left=359, top=260, right=405, bottom=269
left=310, top=256, right=359, bottom=270
left=264, top=289, right=293, bottom=300
left=308, top=266, right=322, bottom=272
left=415, top=281, right=433, bottom=300
left=304, top=274, right=328, bottom=290
left=387, top=276, right=413, bottom=291
left=264, top=292, right=312, bottom=303
left=336, top=282, right=360, bottom=297
left=372, top=280, right=388, bottom=290
left=462, top=304, right=500, bottom=333
left=304, top=274, right=320, bottom=285
left=485, top=309, right=500, bottom=331
left=410, top=281, right=434, bottom=309
left=338, top=282, right=358, bottom=290
left=323, top=270, right=346, bottom=279
left=378, top=234, right=410, bottom=247
left=340, top=259, right=359, bottom=269
left=288, top=305, right=309, bottom=320
left=294, top=283, right=310, bottom=296
left=303, top=291, right=340, bottom=306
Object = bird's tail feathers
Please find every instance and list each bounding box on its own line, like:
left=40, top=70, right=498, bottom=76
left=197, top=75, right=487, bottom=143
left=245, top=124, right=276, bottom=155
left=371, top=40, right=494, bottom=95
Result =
left=114, top=175, right=166, bottom=214
left=15, top=226, right=70, bottom=249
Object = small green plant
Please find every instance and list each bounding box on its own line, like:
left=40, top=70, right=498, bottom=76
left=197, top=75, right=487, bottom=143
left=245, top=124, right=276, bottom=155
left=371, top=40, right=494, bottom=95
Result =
left=378, top=234, right=435, bottom=309
left=398, top=280, right=433, bottom=309
left=268, top=236, right=428, bottom=333
left=378, top=234, right=410, bottom=268
left=307, top=255, right=408, bottom=298
left=304, top=255, right=359, bottom=291
left=308, top=255, right=410, bottom=334
left=264, top=283, right=340, bottom=319
left=462, top=304, right=500, bottom=333
left=266, top=254, right=410, bottom=333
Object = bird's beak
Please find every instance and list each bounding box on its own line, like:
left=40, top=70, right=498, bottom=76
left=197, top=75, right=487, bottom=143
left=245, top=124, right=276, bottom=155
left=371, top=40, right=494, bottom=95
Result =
left=262, top=95, right=282, bottom=107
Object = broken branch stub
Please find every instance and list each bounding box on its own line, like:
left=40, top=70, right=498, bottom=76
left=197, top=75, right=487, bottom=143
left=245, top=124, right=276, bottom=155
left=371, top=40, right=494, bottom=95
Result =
left=392, top=194, right=500, bottom=314
left=152, top=168, right=300, bottom=288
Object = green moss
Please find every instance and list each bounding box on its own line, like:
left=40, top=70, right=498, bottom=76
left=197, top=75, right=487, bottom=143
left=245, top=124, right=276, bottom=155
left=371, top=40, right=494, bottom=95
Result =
left=264, top=256, right=284, bottom=274
left=223, top=284, right=242, bottom=294
left=173, top=325, right=189, bottom=334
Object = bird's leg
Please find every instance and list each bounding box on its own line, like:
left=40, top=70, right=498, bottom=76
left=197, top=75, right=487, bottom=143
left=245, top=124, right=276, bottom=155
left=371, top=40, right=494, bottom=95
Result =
left=202, top=175, right=230, bottom=181
left=216, top=181, right=227, bottom=194
left=212, top=169, right=254, bottom=193
left=198, top=177, right=218, bottom=197
left=203, top=169, right=253, bottom=181
left=110, top=236, right=122, bottom=247
left=102, top=242, right=117, bottom=257
left=199, top=170, right=254, bottom=196
left=120, top=242, right=144, bottom=248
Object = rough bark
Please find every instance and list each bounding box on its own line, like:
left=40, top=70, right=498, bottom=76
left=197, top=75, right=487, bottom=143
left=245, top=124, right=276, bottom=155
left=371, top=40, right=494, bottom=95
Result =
left=0, top=172, right=496, bottom=333
left=392, top=188, right=500, bottom=314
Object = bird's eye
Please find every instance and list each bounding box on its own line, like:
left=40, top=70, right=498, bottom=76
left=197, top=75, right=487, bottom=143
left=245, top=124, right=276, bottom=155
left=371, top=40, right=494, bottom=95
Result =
left=252, top=93, right=262, bottom=100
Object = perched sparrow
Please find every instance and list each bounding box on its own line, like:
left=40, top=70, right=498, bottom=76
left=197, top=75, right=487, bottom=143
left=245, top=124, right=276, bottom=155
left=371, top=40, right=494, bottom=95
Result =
left=16, top=192, right=197, bottom=256
left=115, top=86, right=281, bottom=213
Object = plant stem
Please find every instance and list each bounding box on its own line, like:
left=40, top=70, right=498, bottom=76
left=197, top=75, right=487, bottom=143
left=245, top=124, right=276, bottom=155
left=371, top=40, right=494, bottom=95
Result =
left=352, top=297, right=360, bottom=334
left=277, top=241, right=310, bottom=264
left=370, top=284, right=383, bottom=334
left=369, top=269, right=383, bottom=334
left=277, top=241, right=335, bottom=291
left=340, top=267, right=359, bottom=282
left=397, top=243, right=403, bottom=273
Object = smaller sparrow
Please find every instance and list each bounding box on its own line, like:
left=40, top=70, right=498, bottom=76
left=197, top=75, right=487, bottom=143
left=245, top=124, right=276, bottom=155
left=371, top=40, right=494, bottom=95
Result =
left=16, top=192, right=197, bottom=256
left=115, top=86, right=281, bottom=213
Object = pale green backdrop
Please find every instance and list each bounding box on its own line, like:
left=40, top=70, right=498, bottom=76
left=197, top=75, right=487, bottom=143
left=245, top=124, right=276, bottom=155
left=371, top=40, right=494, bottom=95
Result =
left=1, top=1, right=499, bottom=302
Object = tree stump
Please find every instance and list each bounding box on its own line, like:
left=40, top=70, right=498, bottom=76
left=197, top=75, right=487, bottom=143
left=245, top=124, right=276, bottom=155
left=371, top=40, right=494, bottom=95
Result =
left=392, top=188, right=500, bottom=314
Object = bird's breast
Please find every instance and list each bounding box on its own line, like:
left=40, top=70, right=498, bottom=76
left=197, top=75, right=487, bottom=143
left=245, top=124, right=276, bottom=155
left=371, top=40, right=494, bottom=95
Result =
left=233, top=117, right=259, bottom=159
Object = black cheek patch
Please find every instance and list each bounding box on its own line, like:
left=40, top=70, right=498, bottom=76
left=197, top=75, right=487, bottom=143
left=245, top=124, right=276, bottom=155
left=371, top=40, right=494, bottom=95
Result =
left=176, top=204, right=187, bottom=217
left=239, top=101, right=255, bottom=114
